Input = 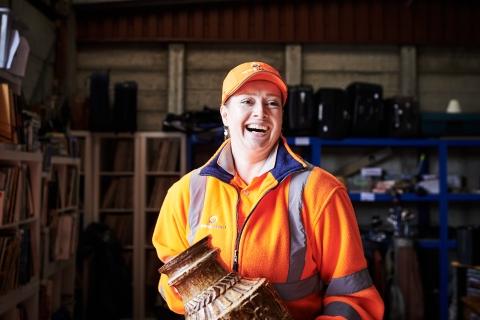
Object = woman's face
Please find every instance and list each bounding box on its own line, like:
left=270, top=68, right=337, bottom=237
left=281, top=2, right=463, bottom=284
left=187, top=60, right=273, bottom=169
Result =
left=220, top=80, right=283, bottom=160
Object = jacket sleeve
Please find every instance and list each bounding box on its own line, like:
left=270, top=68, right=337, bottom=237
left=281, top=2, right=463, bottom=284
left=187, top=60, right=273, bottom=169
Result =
left=152, top=179, right=190, bottom=315
left=313, top=187, right=384, bottom=320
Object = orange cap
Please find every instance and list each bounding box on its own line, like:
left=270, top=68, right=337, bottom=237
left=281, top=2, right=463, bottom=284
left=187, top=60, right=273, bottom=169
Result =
left=221, top=61, right=288, bottom=106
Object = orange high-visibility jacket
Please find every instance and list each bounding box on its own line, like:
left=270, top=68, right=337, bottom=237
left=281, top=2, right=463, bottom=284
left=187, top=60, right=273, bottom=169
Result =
left=153, top=137, right=384, bottom=320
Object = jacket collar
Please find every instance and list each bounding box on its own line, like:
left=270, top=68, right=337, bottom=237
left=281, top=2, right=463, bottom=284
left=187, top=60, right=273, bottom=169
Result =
left=199, top=136, right=307, bottom=183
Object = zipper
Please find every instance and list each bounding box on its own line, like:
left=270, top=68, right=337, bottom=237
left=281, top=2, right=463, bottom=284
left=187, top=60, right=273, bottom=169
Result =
left=231, top=168, right=309, bottom=272
left=232, top=187, right=275, bottom=272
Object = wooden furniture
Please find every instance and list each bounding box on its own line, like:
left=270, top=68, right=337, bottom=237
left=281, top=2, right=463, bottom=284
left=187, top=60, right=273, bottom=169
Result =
left=137, top=131, right=186, bottom=319
left=91, top=131, right=186, bottom=319
left=0, top=149, right=42, bottom=320
left=70, top=131, right=93, bottom=228
left=40, top=156, right=80, bottom=319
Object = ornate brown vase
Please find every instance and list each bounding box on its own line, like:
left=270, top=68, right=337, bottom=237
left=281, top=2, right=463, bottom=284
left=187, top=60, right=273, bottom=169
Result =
left=158, top=236, right=294, bottom=320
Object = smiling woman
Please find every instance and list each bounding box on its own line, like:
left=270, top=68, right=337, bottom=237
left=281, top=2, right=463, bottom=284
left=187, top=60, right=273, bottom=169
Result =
left=152, top=61, right=385, bottom=320
left=221, top=80, right=284, bottom=183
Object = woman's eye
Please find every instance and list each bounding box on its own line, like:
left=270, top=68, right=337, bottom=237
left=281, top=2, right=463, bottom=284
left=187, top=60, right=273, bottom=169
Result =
left=267, top=100, right=280, bottom=108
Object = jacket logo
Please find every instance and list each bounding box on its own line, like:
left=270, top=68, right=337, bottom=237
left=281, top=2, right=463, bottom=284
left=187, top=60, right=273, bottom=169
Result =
left=200, top=215, right=226, bottom=230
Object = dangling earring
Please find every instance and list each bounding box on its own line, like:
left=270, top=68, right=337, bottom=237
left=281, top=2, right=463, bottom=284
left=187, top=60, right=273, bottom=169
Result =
left=223, top=126, right=230, bottom=140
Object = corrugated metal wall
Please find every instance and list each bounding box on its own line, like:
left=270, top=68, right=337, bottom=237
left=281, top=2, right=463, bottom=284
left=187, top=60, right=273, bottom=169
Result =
left=76, top=1, right=480, bottom=46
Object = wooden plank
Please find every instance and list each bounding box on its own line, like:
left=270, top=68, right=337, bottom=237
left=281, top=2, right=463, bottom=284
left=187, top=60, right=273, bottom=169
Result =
left=144, top=13, right=157, bottom=38
left=282, top=2, right=295, bottom=42
left=236, top=4, right=249, bottom=40
left=399, top=3, right=414, bottom=44
left=473, top=1, right=480, bottom=44
left=192, top=8, right=204, bottom=39
left=163, top=11, right=173, bottom=38
left=383, top=2, right=399, bottom=44
left=324, top=1, right=339, bottom=42
left=265, top=2, right=280, bottom=42
left=303, top=71, right=399, bottom=96
left=208, top=7, right=219, bottom=40
left=137, top=112, right=165, bottom=131
left=137, top=90, right=168, bottom=112
left=77, top=48, right=168, bottom=71
left=340, top=1, right=355, bottom=43
left=296, top=1, right=309, bottom=42
left=133, top=14, right=143, bottom=39
left=413, top=0, right=428, bottom=44
left=221, top=7, right=234, bottom=40
left=103, top=17, right=114, bottom=40
left=458, top=3, right=472, bottom=45
left=303, top=46, right=399, bottom=72
left=371, top=0, right=384, bottom=43
left=186, top=45, right=283, bottom=70
left=185, top=89, right=221, bottom=111
left=177, top=11, right=188, bottom=39
left=418, top=48, right=480, bottom=73
left=310, top=2, right=324, bottom=42
left=355, top=1, right=369, bottom=43
left=252, top=3, right=264, bottom=41
left=428, top=0, right=443, bottom=44
left=117, top=15, right=128, bottom=39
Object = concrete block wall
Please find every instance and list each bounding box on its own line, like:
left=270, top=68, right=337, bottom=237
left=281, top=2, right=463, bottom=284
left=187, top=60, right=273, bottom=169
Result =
left=419, top=48, right=480, bottom=113
left=76, top=46, right=168, bottom=131
left=303, top=45, right=400, bottom=97
left=185, top=44, right=285, bottom=111
left=76, top=43, right=480, bottom=130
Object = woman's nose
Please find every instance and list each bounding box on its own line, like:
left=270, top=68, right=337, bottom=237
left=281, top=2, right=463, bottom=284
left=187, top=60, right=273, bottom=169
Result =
left=252, top=101, right=266, bottom=118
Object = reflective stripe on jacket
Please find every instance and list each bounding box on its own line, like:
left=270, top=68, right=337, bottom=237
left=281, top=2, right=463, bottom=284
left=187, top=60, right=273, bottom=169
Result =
left=153, top=137, right=384, bottom=319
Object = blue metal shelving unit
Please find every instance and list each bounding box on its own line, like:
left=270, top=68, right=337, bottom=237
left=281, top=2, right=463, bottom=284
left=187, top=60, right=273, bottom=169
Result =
left=188, top=135, right=480, bottom=319
left=287, top=136, right=480, bottom=320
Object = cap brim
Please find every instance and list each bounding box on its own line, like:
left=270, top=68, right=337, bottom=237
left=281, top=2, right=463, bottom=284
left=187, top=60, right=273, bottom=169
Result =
left=222, top=71, right=288, bottom=106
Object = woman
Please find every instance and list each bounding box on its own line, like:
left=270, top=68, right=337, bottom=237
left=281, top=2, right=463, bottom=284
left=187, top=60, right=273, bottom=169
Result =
left=153, top=61, right=384, bottom=319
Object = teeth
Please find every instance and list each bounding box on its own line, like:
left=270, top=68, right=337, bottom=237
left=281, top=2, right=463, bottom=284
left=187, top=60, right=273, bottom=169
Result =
left=246, top=124, right=267, bottom=131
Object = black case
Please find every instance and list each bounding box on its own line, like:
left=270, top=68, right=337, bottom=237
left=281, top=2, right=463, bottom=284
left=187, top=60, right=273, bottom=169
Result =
left=346, top=82, right=384, bottom=137
left=283, top=85, right=315, bottom=136
left=457, top=226, right=480, bottom=265
left=113, top=81, right=138, bottom=133
left=314, top=88, right=350, bottom=138
left=89, top=71, right=112, bottom=132
left=384, top=96, right=420, bottom=137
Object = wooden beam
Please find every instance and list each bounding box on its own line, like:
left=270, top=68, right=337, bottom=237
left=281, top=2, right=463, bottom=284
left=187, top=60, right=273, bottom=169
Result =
left=285, top=44, right=302, bottom=86
left=168, top=43, right=185, bottom=114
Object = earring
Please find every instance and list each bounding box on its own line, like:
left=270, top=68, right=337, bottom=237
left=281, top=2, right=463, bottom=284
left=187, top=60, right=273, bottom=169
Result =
left=223, top=126, right=229, bottom=140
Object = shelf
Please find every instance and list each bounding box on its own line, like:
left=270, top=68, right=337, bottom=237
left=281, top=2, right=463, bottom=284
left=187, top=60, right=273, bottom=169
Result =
left=0, top=149, right=42, bottom=163
left=145, top=171, right=181, bottom=176
left=43, top=258, right=75, bottom=279
left=417, top=239, right=457, bottom=249
left=55, top=206, right=79, bottom=214
left=349, top=192, right=439, bottom=202
left=0, top=217, right=37, bottom=229
left=0, top=279, right=39, bottom=315
left=51, top=157, right=81, bottom=166
left=447, top=193, right=480, bottom=201
left=100, top=208, right=134, bottom=213
left=99, top=171, right=134, bottom=176
left=287, top=137, right=440, bottom=147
